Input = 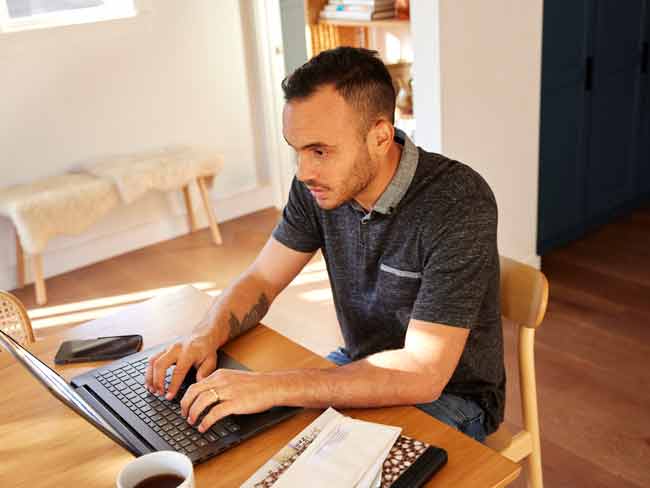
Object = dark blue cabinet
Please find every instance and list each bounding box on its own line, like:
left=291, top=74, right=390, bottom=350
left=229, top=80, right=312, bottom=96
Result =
left=637, top=4, right=650, bottom=197
left=537, top=0, right=649, bottom=254
left=538, top=0, right=590, bottom=251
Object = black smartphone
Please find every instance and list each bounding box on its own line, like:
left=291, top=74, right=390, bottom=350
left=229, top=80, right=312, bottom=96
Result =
left=54, top=334, right=143, bottom=365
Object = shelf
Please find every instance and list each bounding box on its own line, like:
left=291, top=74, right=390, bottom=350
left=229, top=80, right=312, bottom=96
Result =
left=318, top=18, right=409, bottom=28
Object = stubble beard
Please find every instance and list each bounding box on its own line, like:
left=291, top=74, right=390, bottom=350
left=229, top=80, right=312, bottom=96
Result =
left=329, top=147, right=377, bottom=210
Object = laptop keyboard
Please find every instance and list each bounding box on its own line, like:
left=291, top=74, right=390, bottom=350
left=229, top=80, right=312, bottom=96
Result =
left=94, top=357, right=240, bottom=455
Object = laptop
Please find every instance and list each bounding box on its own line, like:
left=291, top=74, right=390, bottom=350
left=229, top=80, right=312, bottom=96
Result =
left=0, top=329, right=300, bottom=464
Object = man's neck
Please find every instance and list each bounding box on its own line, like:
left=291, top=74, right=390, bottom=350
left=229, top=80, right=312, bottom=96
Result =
left=354, top=141, right=403, bottom=211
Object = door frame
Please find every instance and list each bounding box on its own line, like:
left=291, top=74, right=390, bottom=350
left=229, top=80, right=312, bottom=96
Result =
left=251, top=0, right=295, bottom=208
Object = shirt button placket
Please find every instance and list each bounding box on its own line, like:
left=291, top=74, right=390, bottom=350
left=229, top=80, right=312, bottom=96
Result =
left=358, top=214, right=371, bottom=291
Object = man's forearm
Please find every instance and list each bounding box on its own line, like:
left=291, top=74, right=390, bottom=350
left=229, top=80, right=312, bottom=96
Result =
left=199, top=272, right=275, bottom=348
left=271, top=348, right=446, bottom=408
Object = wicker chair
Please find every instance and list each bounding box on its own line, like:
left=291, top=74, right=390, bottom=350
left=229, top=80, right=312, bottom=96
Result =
left=0, top=290, right=35, bottom=345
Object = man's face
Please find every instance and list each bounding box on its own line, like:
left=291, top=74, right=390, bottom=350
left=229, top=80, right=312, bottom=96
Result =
left=282, top=85, right=378, bottom=210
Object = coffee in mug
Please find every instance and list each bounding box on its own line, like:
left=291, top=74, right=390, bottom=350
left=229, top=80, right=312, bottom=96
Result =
left=133, top=473, right=185, bottom=488
left=116, top=451, right=194, bottom=488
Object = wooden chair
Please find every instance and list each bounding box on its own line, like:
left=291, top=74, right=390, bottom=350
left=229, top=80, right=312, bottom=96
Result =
left=485, top=256, right=549, bottom=488
left=0, top=290, right=35, bottom=345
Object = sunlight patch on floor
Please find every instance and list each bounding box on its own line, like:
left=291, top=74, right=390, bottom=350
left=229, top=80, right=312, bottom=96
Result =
left=288, top=270, right=329, bottom=287
left=298, top=287, right=333, bottom=303
left=28, top=282, right=221, bottom=330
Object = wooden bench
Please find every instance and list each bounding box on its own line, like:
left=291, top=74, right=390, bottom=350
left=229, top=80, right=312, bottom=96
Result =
left=1, top=147, right=223, bottom=306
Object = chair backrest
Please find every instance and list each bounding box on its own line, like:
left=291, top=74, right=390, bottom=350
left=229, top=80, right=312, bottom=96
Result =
left=496, top=256, right=549, bottom=488
left=499, top=255, right=549, bottom=329
left=0, top=291, right=35, bottom=345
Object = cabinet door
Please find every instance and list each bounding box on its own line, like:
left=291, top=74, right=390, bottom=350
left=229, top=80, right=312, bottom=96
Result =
left=585, top=0, right=645, bottom=224
left=537, top=0, right=591, bottom=254
left=637, top=0, right=650, bottom=197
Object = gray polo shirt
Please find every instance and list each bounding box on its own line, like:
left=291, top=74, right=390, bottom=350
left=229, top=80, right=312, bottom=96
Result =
left=272, top=129, right=505, bottom=434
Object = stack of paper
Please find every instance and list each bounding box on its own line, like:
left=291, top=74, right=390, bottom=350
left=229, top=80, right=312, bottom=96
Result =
left=243, top=408, right=401, bottom=488
left=320, top=0, right=396, bottom=22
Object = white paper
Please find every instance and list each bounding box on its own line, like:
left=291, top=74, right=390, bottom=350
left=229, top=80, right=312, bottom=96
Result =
left=273, top=410, right=401, bottom=488
left=241, top=408, right=401, bottom=488
left=240, top=407, right=342, bottom=487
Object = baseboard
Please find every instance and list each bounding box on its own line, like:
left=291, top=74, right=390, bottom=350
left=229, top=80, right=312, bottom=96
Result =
left=0, top=184, right=275, bottom=292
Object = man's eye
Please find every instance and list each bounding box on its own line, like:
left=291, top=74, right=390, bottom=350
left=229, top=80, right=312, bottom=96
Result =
left=314, top=149, right=326, bottom=158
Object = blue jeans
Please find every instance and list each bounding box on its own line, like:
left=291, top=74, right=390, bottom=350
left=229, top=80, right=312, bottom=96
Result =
left=326, top=347, right=487, bottom=443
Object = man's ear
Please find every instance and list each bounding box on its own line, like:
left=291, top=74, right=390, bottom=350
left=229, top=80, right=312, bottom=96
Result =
left=367, top=118, right=395, bottom=158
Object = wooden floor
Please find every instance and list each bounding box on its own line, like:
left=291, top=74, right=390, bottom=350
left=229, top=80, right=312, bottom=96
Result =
left=10, top=204, right=650, bottom=487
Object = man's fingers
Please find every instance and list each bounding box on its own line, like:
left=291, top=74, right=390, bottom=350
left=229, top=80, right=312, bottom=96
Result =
left=196, top=354, right=217, bottom=382
left=165, top=354, right=194, bottom=400
left=187, top=388, right=222, bottom=426
left=197, top=401, right=233, bottom=433
left=151, top=347, right=180, bottom=395
left=180, top=379, right=215, bottom=418
left=145, top=351, right=164, bottom=390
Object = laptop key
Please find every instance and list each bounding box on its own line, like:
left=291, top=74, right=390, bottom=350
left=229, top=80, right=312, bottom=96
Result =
left=211, top=424, right=229, bottom=438
left=205, top=432, right=217, bottom=442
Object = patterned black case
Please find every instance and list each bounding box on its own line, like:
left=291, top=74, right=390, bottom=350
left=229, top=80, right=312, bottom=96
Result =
left=382, top=435, right=448, bottom=488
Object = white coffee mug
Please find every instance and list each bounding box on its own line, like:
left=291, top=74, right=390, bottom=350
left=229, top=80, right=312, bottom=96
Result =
left=116, top=451, right=195, bottom=488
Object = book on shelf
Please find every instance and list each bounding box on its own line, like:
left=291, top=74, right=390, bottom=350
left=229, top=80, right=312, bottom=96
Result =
left=323, top=4, right=393, bottom=13
left=328, top=0, right=395, bottom=6
left=242, top=407, right=448, bottom=488
left=320, top=9, right=396, bottom=21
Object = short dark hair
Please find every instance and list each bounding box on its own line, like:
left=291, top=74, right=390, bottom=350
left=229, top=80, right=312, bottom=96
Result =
left=281, top=47, right=395, bottom=134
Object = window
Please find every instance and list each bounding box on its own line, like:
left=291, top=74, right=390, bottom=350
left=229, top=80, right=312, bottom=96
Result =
left=0, top=0, right=137, bottom=32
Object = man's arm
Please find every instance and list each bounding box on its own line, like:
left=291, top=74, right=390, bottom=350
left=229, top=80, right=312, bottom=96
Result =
left=181, top=319, right=469, bottom=432
left=278, top=320, right=469, bottom=407
left=206, top=236, right=315, bottom=349
left=148, top=237, right=314, bottom=398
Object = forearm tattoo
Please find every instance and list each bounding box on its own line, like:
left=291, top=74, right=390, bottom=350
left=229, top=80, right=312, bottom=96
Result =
left=228, top=293, right=269, bottom=340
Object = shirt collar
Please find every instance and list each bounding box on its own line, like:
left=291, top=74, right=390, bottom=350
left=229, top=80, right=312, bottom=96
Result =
left=372, top=128, right=419, bottom=215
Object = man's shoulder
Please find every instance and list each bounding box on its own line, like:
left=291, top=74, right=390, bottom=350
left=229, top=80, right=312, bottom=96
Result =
left=413, top=149, right=497, bottom=209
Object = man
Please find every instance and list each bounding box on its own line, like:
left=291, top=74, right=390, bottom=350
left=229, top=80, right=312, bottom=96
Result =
left=145, top=47, right=505, bottom=442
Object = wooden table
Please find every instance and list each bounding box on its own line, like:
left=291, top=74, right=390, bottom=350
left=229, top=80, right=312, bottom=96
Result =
left=0, top=288, right=520, bottom=487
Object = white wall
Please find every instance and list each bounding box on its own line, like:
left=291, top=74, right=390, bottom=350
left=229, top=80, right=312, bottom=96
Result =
left=0, top=0, right=275, bottom=291
left=411, top=0, right=442, bottom=152
left=431, top=0, right=543, bottom=267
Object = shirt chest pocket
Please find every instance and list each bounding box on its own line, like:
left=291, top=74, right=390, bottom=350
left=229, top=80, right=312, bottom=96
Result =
left=376, top=263, right=423, bottom=316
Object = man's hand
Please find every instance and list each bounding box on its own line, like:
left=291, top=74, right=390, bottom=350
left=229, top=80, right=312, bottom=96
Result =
left=145, top=331, right=219, bottom=401
left=180, top=369, right=280, bottom=433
